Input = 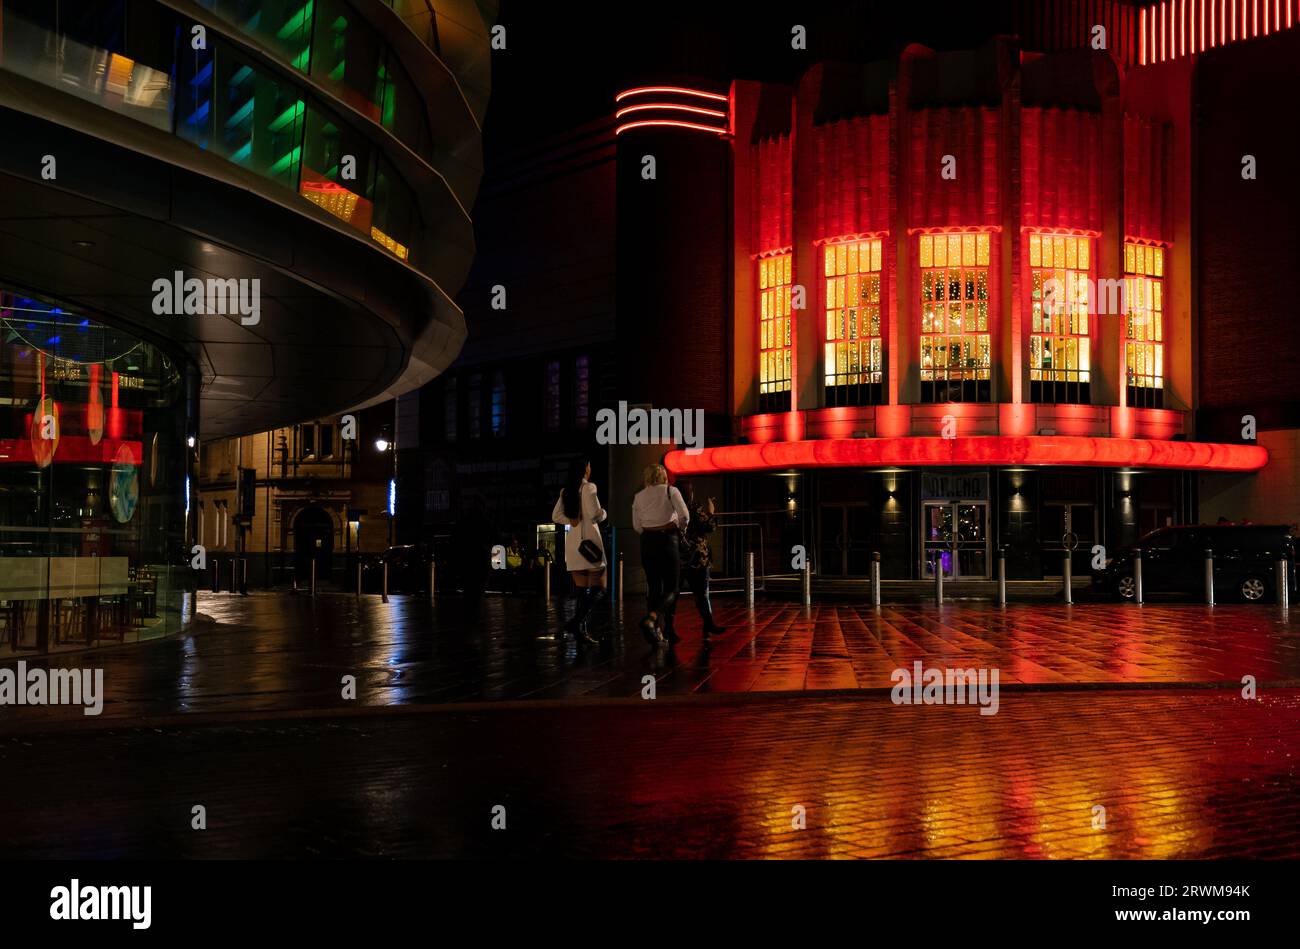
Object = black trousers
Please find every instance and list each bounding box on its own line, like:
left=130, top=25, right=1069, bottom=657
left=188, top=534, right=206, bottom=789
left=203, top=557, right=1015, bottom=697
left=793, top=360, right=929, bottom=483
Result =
left=640, top=531, right=681, bottom=621
left=683, top=565, right=715, bottom=626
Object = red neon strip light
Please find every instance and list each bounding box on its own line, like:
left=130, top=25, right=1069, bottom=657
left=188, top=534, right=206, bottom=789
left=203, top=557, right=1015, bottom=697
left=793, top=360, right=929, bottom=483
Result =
left=1141, top=7, right=1148, bottom=62
left=1181, top=0, right=1186, bottom=56
left=0, top=436, right=142, bottom=465
left=615, top=86, right=728, bottom=103
left=614, top=119, right=728, bottom=136
left=663, top=436, right=1268, bottom=475
left=1162, top=1, right=1168, bottom=60
left=614, top=102, right=727, bottom=120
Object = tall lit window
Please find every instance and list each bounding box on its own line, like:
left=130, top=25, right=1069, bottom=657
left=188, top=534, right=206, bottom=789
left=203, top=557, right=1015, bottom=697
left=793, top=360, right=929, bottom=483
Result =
left=490, top=370, right=507, bottom=437
left=574, top=355, right=590, bottom=428
left=1029, top=234, right=1091, bottom=404
left=1125, top=242, right=1165, bottom=409
left=758, top=253, right=793, bottom=412
left=919, top=232, right=991, bottom=403
left=544, top=360, right=561, bottom=432
left=823, top=238, right=883, bottom=406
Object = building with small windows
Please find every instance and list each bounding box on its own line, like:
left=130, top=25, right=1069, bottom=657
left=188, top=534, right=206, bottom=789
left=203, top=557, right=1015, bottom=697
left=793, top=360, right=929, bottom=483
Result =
left=195, top=403, right=396, bottom=588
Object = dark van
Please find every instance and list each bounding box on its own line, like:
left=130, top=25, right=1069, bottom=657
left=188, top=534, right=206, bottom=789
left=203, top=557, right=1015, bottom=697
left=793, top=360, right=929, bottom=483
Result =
left=1096, top=524, right=1296, bottom=602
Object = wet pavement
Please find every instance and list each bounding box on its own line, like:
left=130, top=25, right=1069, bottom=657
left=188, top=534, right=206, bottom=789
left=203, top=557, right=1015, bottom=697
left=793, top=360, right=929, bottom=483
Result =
left=1, top=688, right=1297, bottom=858
left=2, top=591, right=1299, bottom=731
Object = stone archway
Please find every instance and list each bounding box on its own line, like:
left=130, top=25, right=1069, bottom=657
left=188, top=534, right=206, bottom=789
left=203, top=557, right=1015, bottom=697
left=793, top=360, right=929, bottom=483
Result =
left=293, top=505, right=334, bottom=585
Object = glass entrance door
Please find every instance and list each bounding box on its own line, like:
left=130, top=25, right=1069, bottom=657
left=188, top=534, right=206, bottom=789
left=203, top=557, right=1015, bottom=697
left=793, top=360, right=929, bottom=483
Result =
left=819, top=504, right=873, bottom=577
left=922, top=502, right=989, bottom=579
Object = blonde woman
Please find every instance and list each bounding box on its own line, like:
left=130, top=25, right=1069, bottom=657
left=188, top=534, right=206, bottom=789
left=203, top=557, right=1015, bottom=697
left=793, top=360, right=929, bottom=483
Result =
left=551, top=456, right=606, bottom=645
left=632, top=463, right=690, bottom=645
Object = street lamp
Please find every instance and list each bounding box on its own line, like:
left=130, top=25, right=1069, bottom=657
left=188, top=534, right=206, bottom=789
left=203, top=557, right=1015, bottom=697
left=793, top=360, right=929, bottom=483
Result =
left=375, top=426, right=395, bottom=546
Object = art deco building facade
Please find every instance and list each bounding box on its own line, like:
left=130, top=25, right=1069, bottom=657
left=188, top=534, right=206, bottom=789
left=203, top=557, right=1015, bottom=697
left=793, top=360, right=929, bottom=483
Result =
left=652, top=4, right=1300, bottom=584
left=0, top=0, right=493, bottom=646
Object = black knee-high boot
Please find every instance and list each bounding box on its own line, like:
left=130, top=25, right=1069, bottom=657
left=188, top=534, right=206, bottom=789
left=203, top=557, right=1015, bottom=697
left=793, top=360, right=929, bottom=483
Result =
left=564, top=589, right=590, bottom=636
left=585, top=587, right=608, bottom=640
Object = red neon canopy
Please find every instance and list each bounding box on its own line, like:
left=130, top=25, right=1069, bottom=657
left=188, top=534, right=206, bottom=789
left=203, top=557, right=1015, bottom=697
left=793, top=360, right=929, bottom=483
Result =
left=664, top=435, right=1267, bottom=475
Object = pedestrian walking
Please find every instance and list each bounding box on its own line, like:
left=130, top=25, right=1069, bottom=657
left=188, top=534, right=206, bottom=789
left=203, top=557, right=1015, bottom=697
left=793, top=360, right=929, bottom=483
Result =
left=632, top=464, right=690, bottom=645
left=551, top=457, right=608, bottom=645
left=677, top=480, right=726, bottom=640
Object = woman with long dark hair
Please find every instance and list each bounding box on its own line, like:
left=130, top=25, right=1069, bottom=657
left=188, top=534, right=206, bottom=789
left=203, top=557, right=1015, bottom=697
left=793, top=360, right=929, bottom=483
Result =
left=550, top=457, right=607, bottom=644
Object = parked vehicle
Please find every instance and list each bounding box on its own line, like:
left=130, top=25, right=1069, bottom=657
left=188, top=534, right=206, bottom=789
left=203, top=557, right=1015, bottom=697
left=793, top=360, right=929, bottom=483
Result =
left=360, top=545, right=432, bottom=594
left=1095, top=524, right=1296, bottom=602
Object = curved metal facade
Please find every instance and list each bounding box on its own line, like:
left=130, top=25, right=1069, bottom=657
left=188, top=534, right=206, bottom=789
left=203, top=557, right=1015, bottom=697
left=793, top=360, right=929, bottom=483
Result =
left=0, top=0, right=493, bottom=436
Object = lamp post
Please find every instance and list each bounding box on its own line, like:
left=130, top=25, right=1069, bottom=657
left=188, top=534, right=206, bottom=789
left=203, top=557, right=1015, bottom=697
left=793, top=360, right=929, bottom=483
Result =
left=376, top=426, right=395, bottom=548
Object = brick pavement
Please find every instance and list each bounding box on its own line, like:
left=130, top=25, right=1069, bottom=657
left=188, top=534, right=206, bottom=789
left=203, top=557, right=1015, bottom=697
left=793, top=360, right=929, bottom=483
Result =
left=1, top=688, right=1296, bottom=858
left=1, top=593, right=1298, bottom=731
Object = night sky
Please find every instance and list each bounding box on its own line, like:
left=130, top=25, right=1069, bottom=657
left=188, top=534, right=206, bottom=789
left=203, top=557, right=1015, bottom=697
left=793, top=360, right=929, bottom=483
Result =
left=484, top=0, right=1023, bottom=156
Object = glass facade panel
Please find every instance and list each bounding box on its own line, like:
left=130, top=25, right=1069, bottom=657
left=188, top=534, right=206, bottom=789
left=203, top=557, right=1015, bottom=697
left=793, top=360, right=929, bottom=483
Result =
left=0, top=290, right=195, bottom=654
left=0, top=2, right=426, bottom=267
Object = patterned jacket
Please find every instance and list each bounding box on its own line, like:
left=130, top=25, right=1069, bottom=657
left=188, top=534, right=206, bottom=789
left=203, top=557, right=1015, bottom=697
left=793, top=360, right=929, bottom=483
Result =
left=682, top=503, right=716, bottom=569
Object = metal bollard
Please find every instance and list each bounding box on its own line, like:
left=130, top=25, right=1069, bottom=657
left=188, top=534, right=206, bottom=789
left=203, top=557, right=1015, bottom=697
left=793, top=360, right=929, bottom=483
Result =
left=381, top=561, right=389, bottom=603
left=745, top=551, right=755, bottom=608
left=617, top=553, right=624, bottom=604
left=1204, top=549, right=1215, bottom=606
left=310, top=559, right=316, bottom=597
left=934, top=555, right=943, bottom=606
left=231, top=558, right=237, bottom=594
left=242, top=559, right=248, bottom=596
left=430, top=561, right=437, bottom=599
left=1062, top=552, right=1073, bottom=605
left=1133, top=549, right=1144, bottom=604
left=355, top=562, right=362, bottom=598
left=871, top=552, right=881, bottom=607
left=801, top=560, right=812, bottom=607
left=997, top=547, right=1007, bottom=607
left=1277, top=559, right=1290, bottom=610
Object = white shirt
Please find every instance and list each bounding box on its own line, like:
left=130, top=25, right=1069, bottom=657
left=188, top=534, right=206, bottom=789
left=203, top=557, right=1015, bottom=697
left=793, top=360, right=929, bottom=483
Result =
left=632, top=484, right=690, bottom=534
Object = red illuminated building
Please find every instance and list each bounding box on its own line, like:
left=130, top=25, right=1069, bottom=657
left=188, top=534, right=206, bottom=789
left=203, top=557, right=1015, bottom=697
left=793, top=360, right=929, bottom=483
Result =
left=431, top=1, right=1299, bottom=587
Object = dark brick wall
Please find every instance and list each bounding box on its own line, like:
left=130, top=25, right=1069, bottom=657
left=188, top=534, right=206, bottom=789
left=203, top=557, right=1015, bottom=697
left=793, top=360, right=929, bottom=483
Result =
left=616, top=129, right=731, bottom=415
left=1197, top=28, right=1300, bottom=411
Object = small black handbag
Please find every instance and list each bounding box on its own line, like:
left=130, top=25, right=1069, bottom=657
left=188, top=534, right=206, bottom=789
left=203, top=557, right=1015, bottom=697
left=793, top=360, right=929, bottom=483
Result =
left=577, top=517, right=603, bottom=564
left=578, top=535, right=603, bottom=564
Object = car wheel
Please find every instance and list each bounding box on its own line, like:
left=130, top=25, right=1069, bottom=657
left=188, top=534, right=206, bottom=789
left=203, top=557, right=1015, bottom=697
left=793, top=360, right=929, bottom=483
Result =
left=1239, top=576, right=1267, bottom=602
left=1117, top=575, right=1136, bottom=600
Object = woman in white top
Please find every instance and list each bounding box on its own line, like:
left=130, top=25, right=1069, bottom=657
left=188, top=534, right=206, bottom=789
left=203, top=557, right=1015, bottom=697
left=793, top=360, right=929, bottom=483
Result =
left=632, top=464, right=690, bottom=645
left=551, top=456, right=607, bottom=645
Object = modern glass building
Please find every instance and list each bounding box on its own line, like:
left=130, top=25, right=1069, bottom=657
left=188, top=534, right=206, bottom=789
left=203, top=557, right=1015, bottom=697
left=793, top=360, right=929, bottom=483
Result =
left=0, top=0, right=493, bottom=651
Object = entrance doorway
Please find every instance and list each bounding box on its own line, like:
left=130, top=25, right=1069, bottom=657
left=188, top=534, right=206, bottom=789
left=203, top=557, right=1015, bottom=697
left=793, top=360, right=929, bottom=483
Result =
left=921, top=502, right=989, bottom=579
left=1042, top=502, right=1096, bottom=576
left=293, top=506, right=334, bottom=585
left=818, top=504, right=873, bottom=577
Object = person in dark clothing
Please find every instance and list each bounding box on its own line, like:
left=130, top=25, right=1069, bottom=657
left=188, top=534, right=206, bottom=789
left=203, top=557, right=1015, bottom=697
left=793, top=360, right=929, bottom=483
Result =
left=677, top=481, right=726, bottom=639
left=454, top=495, right=493, bottom=606
left=632, top=464, right=689, bottom=645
